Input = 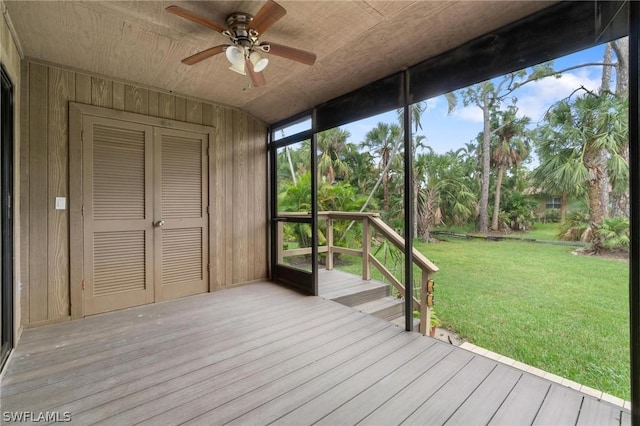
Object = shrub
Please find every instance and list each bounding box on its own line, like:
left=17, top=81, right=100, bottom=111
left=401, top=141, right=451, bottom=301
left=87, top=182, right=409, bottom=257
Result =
left=501, top=191, right=538, bottom=231
left=596, top=217, right=629, bottom=252
left=559, top=210, right=591, bottom=241
left=559, top=211, right=629, bottom=253
left=544, top=208, right=561, bottom=223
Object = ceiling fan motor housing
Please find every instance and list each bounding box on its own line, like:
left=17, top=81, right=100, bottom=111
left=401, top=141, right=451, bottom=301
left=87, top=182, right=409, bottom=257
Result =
left=225, top=13, right=257, bottom=47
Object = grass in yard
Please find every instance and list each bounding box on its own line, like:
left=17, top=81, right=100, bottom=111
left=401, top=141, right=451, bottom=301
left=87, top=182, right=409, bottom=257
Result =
left=337, top=237, right=630, bottom=400
left=433, top=223, right=476, bottom=235
left=523, top=222, right=562, bottom=241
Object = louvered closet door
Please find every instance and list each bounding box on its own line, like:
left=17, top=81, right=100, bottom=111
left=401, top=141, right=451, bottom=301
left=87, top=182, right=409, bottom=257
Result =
left=83, top=116, right=154, bottom=315
left=154, top=128, right=209, bottom=301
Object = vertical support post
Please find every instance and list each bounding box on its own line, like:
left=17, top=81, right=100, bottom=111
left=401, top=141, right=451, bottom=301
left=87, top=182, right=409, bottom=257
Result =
left=362, top=216, right=371, bottom=280
left=628, top=2, right=639, bottom=424
left=311, top=108, right=319, bottom=296
left=268, top=128, right=276, bottom=280
left=276, top=221, right=284, bottom=264
left=420, top=270, right=430, bottom=336
left=402, top=69, right=414, bottom=332
left=326, top=217, right=334, bottom=270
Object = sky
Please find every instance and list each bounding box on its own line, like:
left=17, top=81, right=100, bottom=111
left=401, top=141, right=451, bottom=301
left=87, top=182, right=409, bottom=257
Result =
left=277, top=41, right=613, bottom=169
left=344, top=43, right=608, bottom=159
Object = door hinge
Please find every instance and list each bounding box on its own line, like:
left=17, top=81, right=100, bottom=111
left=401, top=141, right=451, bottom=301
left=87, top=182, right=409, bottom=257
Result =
left=82, top=205, right=85, bottom=216
left=207, top=147, right=210, bottom=156
left=82, top=280, right=85, bottom=290
left=207, top=206, right=210, bottom=214
left=207, top=264, right=210, bottom=271
left=81, top=130, right=84, bottom=142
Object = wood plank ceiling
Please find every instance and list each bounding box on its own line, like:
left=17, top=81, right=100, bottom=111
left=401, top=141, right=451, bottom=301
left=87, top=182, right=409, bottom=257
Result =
left=4, top=1, right=554, bottom=124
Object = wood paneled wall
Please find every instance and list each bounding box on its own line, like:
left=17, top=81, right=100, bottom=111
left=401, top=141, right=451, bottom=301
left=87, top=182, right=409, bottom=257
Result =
left=21, top=61, right=268, bottom=326
left=1, top=0, right=23, bottom=336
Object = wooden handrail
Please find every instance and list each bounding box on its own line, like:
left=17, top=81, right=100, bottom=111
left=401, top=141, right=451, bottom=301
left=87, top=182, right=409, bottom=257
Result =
left=368, top=216, right=439, bottom=273
left=276, top=211, right=438, bottom=335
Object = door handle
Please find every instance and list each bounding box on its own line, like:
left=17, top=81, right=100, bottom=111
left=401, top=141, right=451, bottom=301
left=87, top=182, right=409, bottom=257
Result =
left=153, top=220, right=165, bottom=227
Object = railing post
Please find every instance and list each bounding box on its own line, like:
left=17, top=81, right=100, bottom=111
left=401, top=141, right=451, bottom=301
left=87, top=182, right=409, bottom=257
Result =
left=326, top=217, right=334, bottom=270
left=277, top=221, right=284, bottom=264
left=362, top=216, right=371, bottom=280
left=420, top=269, right=431, bottom=336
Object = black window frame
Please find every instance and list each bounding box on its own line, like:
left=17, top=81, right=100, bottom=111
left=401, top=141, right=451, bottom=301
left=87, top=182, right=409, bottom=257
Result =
left=1, top=64, right=15, bottom=371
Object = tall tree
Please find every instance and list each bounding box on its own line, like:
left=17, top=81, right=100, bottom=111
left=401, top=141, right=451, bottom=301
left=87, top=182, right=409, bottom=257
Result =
left=610, top=37, right=630, bottom=217
left=342, top=143, right=376, bottom=195
left=460, top=82, right=496, bottom=233
left=317, top=128, right=351, bottom=184
left=598, top=43, right=613, bottom=218
left=536, top=90, right=628, bottom=226
left=411, top=138, right=428, bottom=238
left=490, top=108, right=531, bottom=230
left=361, top=122, right=402, bottom=210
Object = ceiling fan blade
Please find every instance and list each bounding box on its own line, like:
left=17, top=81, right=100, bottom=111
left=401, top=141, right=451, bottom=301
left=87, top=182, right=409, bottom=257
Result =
left=247, top=0, right=286, bottom=35
left=246, top=57, right=266, bottom=87
left=182, top=45, right=228, bottom=65
left=261, top=42, right=316, bottom=66
left=166, top=5, right=225, bottom=33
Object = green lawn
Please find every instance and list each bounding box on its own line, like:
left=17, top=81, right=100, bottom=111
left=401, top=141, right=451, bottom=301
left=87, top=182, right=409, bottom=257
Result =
left=337, top=237, right=630, bottom=400
left=523, top=222, right=562, bottom=241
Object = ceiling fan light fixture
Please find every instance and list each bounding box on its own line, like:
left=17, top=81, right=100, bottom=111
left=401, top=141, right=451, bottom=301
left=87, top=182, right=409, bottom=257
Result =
left=226, top=45, right=245, bottom=65
left=228, top=62, right=246, bottom=75
left=169, top=1, right=316, bottom=86
left=249, top=51, right=269, bottom=72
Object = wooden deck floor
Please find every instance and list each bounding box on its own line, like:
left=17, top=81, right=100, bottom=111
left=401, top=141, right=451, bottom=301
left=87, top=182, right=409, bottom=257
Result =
left=1, top=281, right=630, bottom=426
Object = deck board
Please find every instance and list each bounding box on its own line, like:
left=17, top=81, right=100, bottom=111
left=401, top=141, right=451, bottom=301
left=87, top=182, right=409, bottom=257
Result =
left=442, top=364, right=522, bottom=425
left=398, top=356, right=498, bottom=425
left=191, top=330, right=418, bottom=425
left=9, top=290, right=308, bottom=375
left=488, top=374, right=551, bottom=425
left=313, top=343, right=455, bottom=426
left=129, top=324, right=400, bottom=425
left=226, top=334, right=432, bottom=425
left=357, top=350, right=477, bottom=425
left=69, top=315, right=389, bottom=424
left=0, top=280, right=629, bottom=426
left=532, top=385, right=584, bottom=425
left=576, top=397, right=623, bottom=426
left=4, top=302, right=359, bottom=412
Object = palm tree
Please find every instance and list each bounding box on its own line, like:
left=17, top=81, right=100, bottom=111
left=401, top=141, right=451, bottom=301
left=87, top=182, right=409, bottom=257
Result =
left=361, top=122, right=402, bottom=211
left=534, top=91, right=628, bottom=226
left=460, top=81, right=495, bottom=234
left=531, top=139, right=583, bottom=223
left=417, top=151, right=477, bottom=241
left=490, top=108, right=531, bottom=231
left=411, top=140, right=429, bottom=238
left=316, top=128, right=351, bottom=184
left=397, top=101, right=427, bottom=131
left=342, top=143, right=376, bottom=195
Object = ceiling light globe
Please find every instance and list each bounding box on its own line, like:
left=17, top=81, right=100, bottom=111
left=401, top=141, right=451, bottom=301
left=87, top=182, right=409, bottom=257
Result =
left=225, top=45, right=245, bottom=67
left=249, top=51, right=269, bottom=73
left=228, top=63, right=246, bottom=75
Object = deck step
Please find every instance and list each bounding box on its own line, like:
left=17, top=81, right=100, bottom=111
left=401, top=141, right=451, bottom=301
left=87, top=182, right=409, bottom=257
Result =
left=352, top=296, right=404, bottom=320
left=322, top=281, right=388, bottom=307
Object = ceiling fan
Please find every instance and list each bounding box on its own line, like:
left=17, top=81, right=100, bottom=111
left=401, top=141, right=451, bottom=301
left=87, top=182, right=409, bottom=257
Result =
left=166, top=0, right=317, bottom=88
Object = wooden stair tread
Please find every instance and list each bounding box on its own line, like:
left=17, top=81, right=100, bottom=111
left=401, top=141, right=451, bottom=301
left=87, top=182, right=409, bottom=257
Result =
left=321, top=281, right=388, bottom=307
left=351, top=296, right=404, bottom=320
